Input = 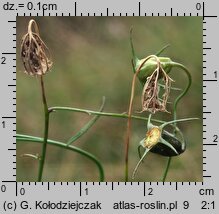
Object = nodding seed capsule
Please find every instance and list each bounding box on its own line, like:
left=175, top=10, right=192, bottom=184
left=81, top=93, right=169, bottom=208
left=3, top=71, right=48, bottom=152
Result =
left=20, top=19, right=52, bottom=76
left=135, top=57, right=173, bottom=85
left=150, top=130, right=186, bottom=157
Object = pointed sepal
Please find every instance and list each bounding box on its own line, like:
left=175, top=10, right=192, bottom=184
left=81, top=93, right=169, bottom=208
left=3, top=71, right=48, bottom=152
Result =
left=160, top=137, right=178, bottom=155
left=132, top=148, right=150, bottom=179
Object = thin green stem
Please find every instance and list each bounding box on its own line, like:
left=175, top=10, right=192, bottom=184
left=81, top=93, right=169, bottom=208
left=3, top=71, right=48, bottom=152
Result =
left=161, top=156, right=171, bottom=182
left=172, top=63, right=192, bottom=123
left=49, top=106, right=169, bottom=124
left=38, top=76, right=50, bottom=182
left=17, top=134, right=104, bottom=181
left=161, top=63, right=192, bottom=182
left=160, top=118, right=199, bottom=129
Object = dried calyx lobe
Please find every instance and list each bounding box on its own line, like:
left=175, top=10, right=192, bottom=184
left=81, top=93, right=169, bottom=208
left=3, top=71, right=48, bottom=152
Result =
left=141, top=62, right=173, bottom=114
left=150, top=130, right=186, bottom=156
left=134, top=55, right=174, bottom=114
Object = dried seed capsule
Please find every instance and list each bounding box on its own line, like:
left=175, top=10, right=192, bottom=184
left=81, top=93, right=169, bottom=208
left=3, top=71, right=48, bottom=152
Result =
left=140, top=60, right=173, bottom=114
left=20, top=19, right=52, bottom=76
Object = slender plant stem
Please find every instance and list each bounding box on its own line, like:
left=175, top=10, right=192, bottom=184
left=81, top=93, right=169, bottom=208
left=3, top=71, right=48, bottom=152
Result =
left=161, top=156, right=171, bottom=181
left=125, top=70, right=138, bottom=181
left=38, top=76, right=50, bottom=182
left=17, top=134, right=104, bottom=181
left=172, top=63, right=192, bottom=123
left=161, top=63, right=192, bottom=182
left=125, top=55, right=158, bottom=181
left=49, top=106, right=170, bottom=124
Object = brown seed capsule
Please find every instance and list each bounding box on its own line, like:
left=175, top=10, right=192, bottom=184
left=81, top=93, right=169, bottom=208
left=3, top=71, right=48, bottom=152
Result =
left=20, top=19, right=52, bottom=76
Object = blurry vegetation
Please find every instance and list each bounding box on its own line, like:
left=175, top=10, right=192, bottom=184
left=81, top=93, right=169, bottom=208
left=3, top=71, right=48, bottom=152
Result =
left=17, top=17, right=202, bottom=181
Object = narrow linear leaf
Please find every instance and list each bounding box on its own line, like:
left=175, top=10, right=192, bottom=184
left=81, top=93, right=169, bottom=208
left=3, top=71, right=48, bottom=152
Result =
left=129, top=28, right=138, bottom=67
left=66, top=97, right=106, bottom=146
left=160, top=117, right=199, bottom=129
left=155, top=44, right=170, bottom=56
left=16, top=134, right=104, bottom=181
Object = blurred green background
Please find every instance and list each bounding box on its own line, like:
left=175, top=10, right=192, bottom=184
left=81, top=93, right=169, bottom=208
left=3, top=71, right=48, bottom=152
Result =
left=17, top=17, right=202, bottom=181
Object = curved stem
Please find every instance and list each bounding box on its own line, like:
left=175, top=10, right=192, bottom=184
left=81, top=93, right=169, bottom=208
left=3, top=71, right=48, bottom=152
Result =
left=161, top=63, right=192, bottom=182
left=172, top=63, right=192, bottom=123
left=125, top=55, right=158, bottom=181
left=17, top=134, right=104, bottom=181
left=160, top=117, right=199, bottom=129
left=38, top=76, right=50, bottom=182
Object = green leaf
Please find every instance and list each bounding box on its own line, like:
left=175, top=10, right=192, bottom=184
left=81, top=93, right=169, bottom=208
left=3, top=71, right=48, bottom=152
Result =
left=160, top=117, right=199, bottom=129
left=66, top=97, right=105, bottom=146
left=155, top=44, right=170, bottom=56
left=16, top=134, right=105, bottom=181
left=129, top=27, right=138, bottom=69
